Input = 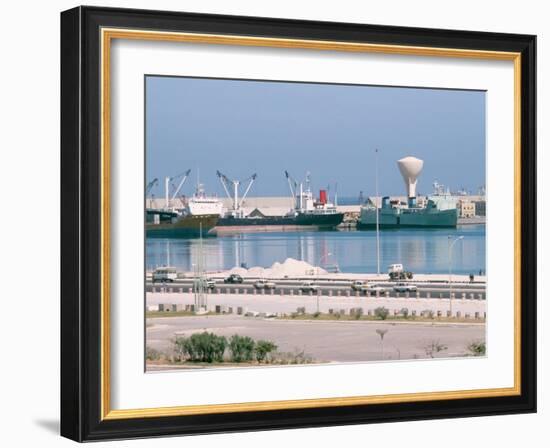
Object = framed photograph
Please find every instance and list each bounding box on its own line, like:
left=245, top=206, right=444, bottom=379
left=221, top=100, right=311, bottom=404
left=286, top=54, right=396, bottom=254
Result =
left=61, top=6, right=536, bottom=441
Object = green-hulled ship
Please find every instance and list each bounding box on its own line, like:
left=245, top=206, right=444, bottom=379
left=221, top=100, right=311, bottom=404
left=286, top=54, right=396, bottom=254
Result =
left=357, top=156, right=458, bottom=229
left=357, top=195, right=458, bottom=229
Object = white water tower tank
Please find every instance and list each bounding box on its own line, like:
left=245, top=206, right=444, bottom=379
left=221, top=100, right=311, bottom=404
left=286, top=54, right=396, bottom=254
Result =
left=397, top=156, right=424, bottom=198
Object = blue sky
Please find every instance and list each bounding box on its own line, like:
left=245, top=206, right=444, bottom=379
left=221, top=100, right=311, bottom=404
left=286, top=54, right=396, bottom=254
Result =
left=146, top=76, right=485, bottom=199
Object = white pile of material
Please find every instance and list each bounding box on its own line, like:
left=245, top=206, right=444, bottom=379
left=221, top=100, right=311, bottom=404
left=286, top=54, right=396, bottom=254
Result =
left=227, top=258, right=326, bottom=278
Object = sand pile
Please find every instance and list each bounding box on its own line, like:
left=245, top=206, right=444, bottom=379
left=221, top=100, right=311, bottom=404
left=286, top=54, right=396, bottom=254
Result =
left=227, top=258, right=326, bottom=278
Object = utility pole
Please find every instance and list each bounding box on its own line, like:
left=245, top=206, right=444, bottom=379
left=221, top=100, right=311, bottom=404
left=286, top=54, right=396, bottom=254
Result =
left=375, top=149, right=381, bottom=276
left=448, top=235, right=464, bottom=316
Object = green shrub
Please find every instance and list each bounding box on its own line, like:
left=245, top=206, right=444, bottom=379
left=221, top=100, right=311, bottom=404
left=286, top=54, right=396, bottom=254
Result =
left=374, top=307, right=389, bottom=320
left=400, top=308, right=409, bottom=318
left=146, top=346, right=162, bottom=361
left=229, top=334, right=255, bottom=362
left=255, top=340, right=278, bottom=363
left=352, top=308, right=364, bottom=320
left=312, top=311, right=321, bottom=318
left=467, top=341, right=486, bottom=356
left=174, top=332, right=227, bottom=363
left=422, top=309, right=435, bottom=319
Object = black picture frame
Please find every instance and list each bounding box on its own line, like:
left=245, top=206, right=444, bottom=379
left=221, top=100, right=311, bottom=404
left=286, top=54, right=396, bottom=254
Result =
left=61, top=5, right=536, bottom=442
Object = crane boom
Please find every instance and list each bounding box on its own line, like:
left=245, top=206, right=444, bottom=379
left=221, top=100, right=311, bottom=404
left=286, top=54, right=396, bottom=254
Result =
left=216, top=170, right=234, bottom=203
left=216, top=170, right=257, bottom=216
left=238, top=174, right=257, bottom=208
left=285, top=170, right=297, bottom=198
left=170, top=169, right=191, bottom=201
left=145, top=178, right=158, bottom=195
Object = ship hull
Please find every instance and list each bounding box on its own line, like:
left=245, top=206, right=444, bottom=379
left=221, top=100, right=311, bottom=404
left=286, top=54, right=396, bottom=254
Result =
left=216, top=212, right=344, bottom=231
left=358, top=208, right=457, bottom=229
left=146, top=214, right=219, bottom=238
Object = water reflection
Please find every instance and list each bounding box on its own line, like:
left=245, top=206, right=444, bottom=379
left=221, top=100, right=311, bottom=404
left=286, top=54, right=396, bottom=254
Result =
left=145, top=225, right=486, bottom=275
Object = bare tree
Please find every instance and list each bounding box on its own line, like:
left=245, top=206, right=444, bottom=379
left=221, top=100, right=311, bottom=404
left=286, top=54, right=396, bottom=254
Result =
left=376, top=329, right=388, bottom=360
left=424, top=340, right=448, bottom=358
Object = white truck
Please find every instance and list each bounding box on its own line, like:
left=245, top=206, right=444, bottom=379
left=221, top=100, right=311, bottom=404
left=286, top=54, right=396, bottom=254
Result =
left=388, top=263, right=413, bottom=280
left=388, top=264, right=404, bottom=274
left=152, top=267, right=178, bottom=283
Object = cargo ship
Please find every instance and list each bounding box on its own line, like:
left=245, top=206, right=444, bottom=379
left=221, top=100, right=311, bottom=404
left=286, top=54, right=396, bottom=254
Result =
left=357, top=156, right=458, bottom=229
left=146, top=183, right=222, bottom=238
left=215, top=171, right=344, bottom=232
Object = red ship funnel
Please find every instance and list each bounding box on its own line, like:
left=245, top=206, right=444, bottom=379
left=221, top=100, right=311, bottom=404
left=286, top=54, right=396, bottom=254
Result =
left=319, top=189, right=327, bottom=204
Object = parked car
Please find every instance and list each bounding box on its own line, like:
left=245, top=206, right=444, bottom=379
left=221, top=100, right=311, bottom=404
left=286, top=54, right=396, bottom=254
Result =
left=365, top=284, right=389, bottom=296
left=254, top=279, right=276, bottom=289
left=152, top=267, right=177, bottom=283
left=393, top=282, right=418, bottom=293
left=205, top=279, right=216, bottom=290
left=224, top=274, right=243, bottom=284
left=299, top=280, right=320, bottom=292
left=351, top=280, right=367, bottom=291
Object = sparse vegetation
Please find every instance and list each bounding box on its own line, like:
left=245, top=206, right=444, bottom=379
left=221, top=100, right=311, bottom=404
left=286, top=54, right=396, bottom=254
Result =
left=228, top=334, right=255, bottom=362
left=424, top=340, right=448, bottom=358
left=148, top=332, right=317, bottom=367
left=467, top=340, right=486, bottom=356
left=374, top=307, right=390, bottom=320
left=422, top=309, right=435, bottom=319
left=146, top=346, right=162, bottom=361
left=174, top=332, right=227, bottom=363
left=255, top=340, right=278, bottom=363
left=271, top=348, right=314, bottom=365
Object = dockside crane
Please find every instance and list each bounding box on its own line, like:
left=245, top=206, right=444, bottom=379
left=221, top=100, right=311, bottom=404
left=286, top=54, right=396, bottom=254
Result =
left=285, top=170, right=303, bottom=210
left=164, top=169, right=191, bottom=209
left=216, top=170, right=257, bottom=217
left=145, top=178, right=159, bottom=195
left=145, top=178, right=159, bottom=208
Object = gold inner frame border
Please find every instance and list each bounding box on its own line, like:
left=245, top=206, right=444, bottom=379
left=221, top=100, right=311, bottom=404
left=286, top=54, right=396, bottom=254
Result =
left=99, top=27, right=522, bottom=420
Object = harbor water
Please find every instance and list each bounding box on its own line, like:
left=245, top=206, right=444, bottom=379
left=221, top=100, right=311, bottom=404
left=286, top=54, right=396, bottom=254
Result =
left=146, top=225, right=485, bottom=275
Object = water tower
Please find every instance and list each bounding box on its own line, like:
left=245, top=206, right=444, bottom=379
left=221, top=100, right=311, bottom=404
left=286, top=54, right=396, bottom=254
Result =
left=397, top=156, right=424, bottom=207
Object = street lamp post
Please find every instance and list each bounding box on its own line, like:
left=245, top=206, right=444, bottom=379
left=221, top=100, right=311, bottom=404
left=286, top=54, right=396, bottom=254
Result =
left=316, top=253, right=331, bottom=313
left=448, top=235, right=464, bottom=316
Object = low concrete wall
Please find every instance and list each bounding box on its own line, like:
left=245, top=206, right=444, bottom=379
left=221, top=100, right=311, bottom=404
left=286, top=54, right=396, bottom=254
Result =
left=147, top=291, right=486, bottom=319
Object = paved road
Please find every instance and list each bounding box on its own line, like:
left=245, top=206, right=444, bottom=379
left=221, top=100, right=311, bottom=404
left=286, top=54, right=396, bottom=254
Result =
left=147, top=280, right=486, bottom=300
left=146, top=315, right=485, bottom=364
